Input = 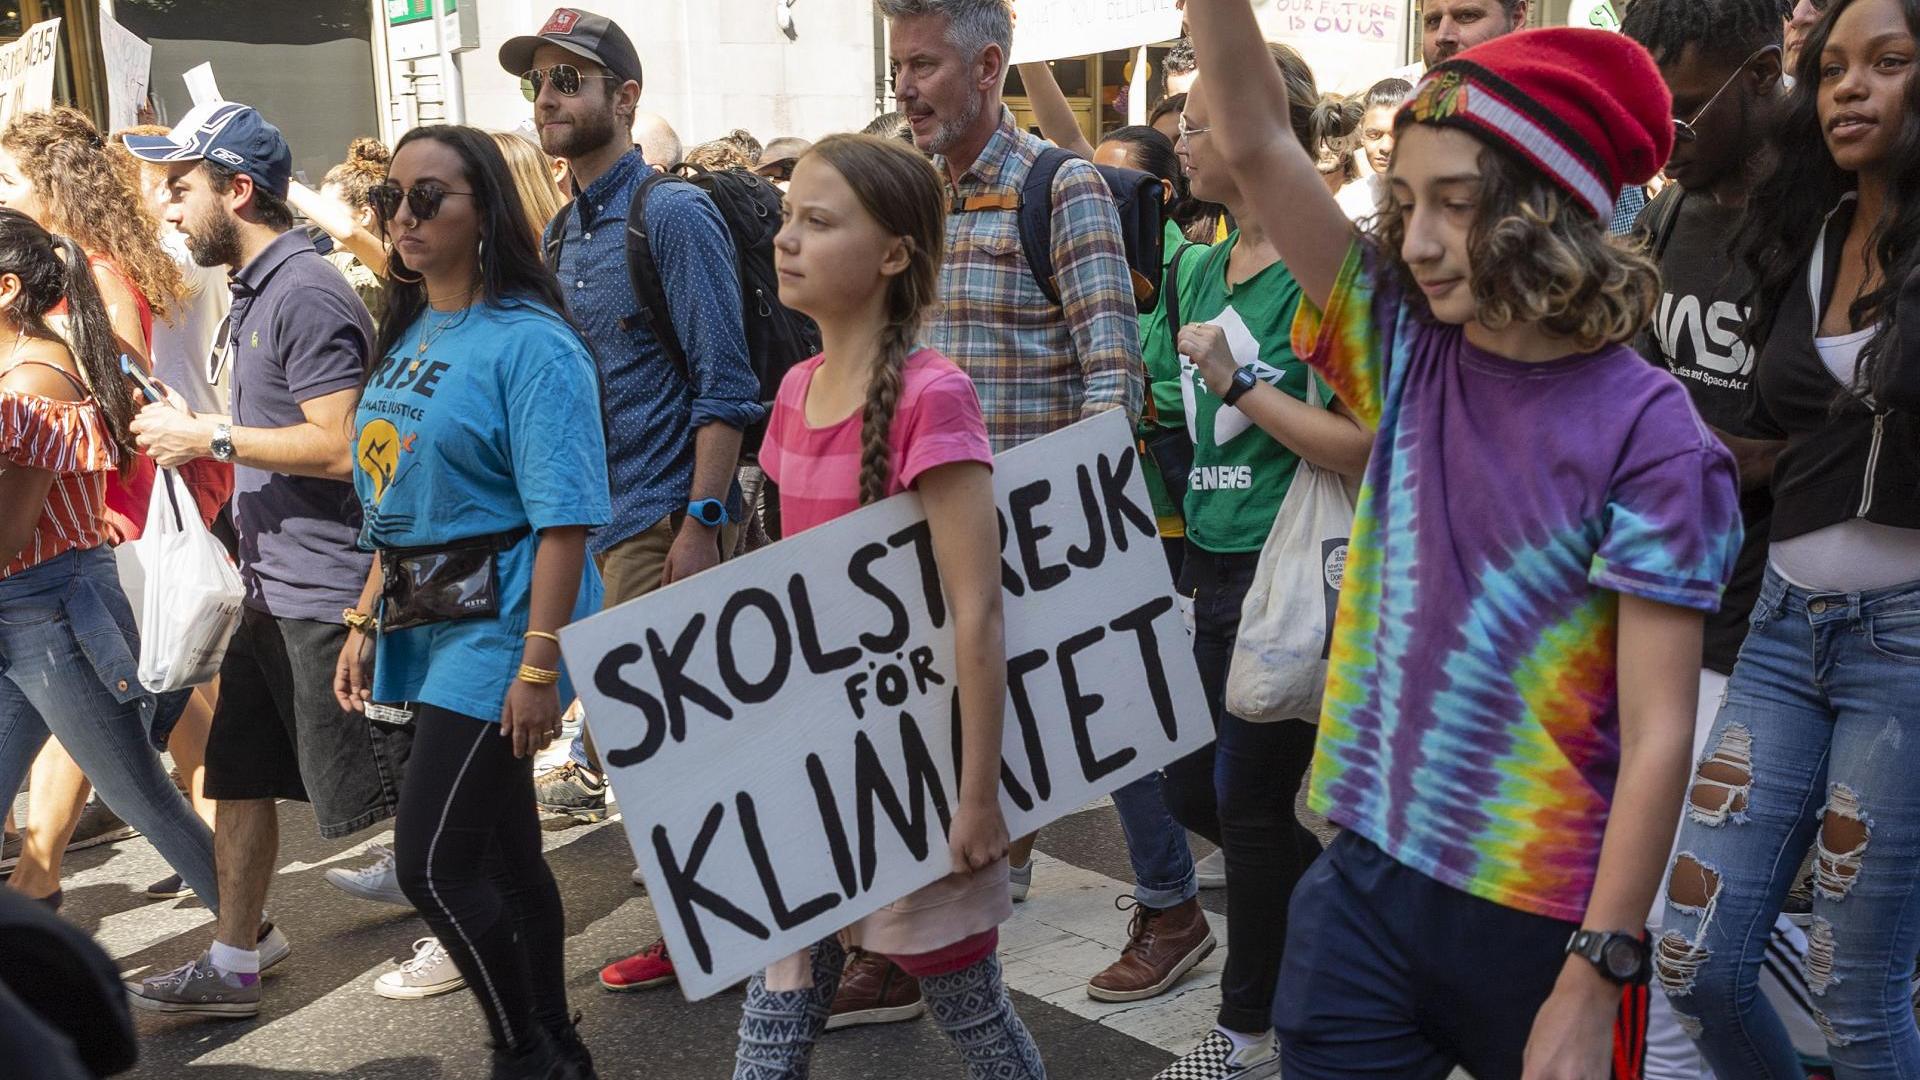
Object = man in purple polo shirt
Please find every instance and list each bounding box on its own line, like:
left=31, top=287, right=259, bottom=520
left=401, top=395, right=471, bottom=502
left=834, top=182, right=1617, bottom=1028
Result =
left=122, top=102, right=414, bottom=1018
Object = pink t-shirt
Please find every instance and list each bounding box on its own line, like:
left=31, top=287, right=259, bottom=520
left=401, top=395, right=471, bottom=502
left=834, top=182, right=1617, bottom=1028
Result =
left=760, top=348, right=993, bottom=533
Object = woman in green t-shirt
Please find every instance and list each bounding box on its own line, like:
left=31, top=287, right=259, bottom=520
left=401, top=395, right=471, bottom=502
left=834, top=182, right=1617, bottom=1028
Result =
left=1149, top=43, right=1374, bottom=1080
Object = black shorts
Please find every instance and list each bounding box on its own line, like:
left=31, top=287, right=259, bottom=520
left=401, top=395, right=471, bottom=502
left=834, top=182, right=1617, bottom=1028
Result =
left=203, top=607, right=410, bottom=839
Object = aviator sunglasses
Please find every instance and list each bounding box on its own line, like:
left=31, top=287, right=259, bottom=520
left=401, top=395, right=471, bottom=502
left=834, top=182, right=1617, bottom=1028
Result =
left=520, top=63, right=619, bottom=102
left=371, top=181, right=476, bottom=222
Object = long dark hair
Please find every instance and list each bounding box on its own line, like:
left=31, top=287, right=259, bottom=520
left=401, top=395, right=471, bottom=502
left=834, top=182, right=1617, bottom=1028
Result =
left=803, top=135, right=947, bottom=505
left=372, top=125, right=572, bottom=366
left=1738, top=0, right=1920, bottom=405
left=0, top=208, right=135, bottom=465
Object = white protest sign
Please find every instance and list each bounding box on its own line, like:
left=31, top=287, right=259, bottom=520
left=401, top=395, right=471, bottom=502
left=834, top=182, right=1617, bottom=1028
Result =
left=1008, top=0, right=1183, bottom=65
left=100, top=6, right=153, bottom=132
left=0, top=19, right=61, bottom=130
left=562, top=411, right=1213, bottom=1000
left=1255, top=0, right=1409, bottom=93
left=183, top=62, right=222, bottom=107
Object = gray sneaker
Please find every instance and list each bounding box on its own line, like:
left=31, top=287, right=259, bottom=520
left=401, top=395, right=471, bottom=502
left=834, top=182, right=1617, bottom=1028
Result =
left=127, top=952, right=261, bottom=1018
left=66, top=802, right=138, bottom=852
left=374, top=937, right=467, bottom=1000
left=1010, top=859, right=1032, bottom=903
left=325, top=843, right=409, bottom=906
left=535, top=762, right=607, bottom=822
left=1195, top=848, right=1227, bottom=890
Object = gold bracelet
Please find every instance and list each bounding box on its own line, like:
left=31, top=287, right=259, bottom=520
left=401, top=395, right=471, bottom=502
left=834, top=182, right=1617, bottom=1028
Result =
left=343, top=607, right=377, bottom=634
left=523, top=630, right=561, bottom=646
left=516, top=664, right=561, bottom=686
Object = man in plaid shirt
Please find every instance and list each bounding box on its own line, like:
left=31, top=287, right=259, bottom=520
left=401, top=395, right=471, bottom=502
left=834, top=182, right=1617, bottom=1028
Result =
left=881, top=0, right=1143, bottom=454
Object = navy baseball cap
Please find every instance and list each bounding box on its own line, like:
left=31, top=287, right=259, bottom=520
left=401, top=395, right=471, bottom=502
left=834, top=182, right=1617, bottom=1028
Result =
left=500, top=8, right=643, bottom=89
left=122, top=102, right=294, bottom=200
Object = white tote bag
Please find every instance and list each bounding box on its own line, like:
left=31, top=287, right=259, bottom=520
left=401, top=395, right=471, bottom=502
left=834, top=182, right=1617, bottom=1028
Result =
left=1224, top=379, right=1358, bottom=724
left=132, top=468, right=244, bottom=692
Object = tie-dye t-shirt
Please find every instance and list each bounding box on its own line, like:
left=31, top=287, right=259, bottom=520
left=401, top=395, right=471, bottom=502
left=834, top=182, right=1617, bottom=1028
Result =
left=1290, top=243, right=1742, bottom=921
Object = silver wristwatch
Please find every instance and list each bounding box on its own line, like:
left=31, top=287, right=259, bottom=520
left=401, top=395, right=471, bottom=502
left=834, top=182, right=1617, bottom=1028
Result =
left=211, top=422, right=235, bottom=463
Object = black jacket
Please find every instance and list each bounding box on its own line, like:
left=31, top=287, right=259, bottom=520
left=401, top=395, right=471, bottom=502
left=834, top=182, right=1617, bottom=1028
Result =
left=1751, top=199, right=1920, bottom=541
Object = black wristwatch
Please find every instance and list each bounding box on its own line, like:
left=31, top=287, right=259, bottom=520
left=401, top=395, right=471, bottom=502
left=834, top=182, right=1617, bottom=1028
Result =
left=1566, top=930, right=1651, bottom=985
left=1222, top=365, right=1259, bottom=407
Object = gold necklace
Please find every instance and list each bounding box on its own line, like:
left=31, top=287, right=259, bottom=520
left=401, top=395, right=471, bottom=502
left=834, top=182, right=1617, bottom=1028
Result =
left=409, top=307, right=466, bottom=371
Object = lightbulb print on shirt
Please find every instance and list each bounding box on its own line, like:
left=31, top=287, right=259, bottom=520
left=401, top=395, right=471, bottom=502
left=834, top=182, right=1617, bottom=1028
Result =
left=1179, top=304, right=1286, bottom=445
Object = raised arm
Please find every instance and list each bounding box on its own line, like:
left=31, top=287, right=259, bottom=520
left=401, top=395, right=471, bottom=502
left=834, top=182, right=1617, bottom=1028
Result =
left=1014, top=62, right=1097, bottom=159
left=1184, top=0, right=1356, bottom=308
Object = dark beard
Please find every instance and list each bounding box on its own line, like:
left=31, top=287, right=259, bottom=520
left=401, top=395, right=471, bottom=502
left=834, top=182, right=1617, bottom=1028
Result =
left=186, top=210, right=241, bottom=269
left=543, top=106, right=621, bottom=161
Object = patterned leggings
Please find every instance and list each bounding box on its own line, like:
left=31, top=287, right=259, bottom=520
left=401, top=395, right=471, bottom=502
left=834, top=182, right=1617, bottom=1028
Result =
left=733, top=938, right=1047, bottom=1080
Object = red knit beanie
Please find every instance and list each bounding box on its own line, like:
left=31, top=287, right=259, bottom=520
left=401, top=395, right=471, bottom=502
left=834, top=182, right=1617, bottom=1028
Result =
left=1397, top=28, right=1674, bottom=221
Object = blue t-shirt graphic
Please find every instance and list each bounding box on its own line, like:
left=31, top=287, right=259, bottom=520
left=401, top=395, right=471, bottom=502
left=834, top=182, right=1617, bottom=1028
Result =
left=353, top=299, right=612, bottom=721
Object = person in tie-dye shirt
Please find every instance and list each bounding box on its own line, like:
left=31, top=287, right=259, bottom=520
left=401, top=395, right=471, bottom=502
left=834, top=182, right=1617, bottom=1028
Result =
left=1184, top=3, right=1743, bottom=1078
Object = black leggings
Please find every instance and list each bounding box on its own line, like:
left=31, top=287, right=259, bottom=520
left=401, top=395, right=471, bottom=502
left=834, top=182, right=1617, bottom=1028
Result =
left=1163, top=543, right=1322, bottom=1035
left=395, top=704, right=569, bottom=1051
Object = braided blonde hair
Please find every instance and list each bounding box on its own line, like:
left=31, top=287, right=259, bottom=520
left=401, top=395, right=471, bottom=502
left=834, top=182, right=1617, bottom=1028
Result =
left=804, top=134, right=947, bottom=505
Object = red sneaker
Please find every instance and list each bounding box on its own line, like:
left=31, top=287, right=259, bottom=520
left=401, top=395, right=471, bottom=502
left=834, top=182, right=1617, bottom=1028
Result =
left=600, top=938, right=677, bottom=992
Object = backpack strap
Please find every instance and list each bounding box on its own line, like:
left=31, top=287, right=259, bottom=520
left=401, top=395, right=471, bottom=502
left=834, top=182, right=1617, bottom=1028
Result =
left=623, top=168, right=693, bottom=383
left=1644, top=184, right=1688, bottom=264
left=1162, top=242, right=1193, bottom=344
left=1017, top=146, right=1073, bottom=308
left=542, top=198, right=573, bottom=270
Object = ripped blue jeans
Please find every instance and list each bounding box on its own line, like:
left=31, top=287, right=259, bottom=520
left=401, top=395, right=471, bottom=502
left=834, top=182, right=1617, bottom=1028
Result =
left=1656, top=568, right=1920, bottom=1079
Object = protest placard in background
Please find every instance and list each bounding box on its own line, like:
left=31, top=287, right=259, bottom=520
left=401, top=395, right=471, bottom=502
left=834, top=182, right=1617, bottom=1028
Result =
left=0, top=19, right=61, bottom=130
left=562, top=411, right=1214, bottom=1000
left=1008, top=0, right=1184, bottom=65
left=1255, top=0, right=1409, bottom=92
left=100, top=5, right=154, bottom=132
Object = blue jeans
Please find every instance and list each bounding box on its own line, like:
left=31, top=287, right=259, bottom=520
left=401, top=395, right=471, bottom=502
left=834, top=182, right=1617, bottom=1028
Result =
left=0, top=546, right=218, bottom=907
left=1111, top=771, right=1196, bottom=908
left=1659, top=568, right=1920, bottom=1078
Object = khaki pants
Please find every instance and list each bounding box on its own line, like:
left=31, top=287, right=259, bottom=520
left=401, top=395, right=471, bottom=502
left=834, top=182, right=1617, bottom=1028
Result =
left=576, top=514, right=739, bottom=772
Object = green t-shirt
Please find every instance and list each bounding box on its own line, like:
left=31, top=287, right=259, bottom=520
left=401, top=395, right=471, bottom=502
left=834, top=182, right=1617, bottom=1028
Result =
left=1175, top=232, right=1324, bottom=553
left=1138, top=219, right=1200, bottom=535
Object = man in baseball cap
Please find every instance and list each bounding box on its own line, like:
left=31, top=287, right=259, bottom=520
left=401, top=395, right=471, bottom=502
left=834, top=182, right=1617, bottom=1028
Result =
left=499, top=7, right=643, bottom=92
left=122, top=100, right=293, bottom=201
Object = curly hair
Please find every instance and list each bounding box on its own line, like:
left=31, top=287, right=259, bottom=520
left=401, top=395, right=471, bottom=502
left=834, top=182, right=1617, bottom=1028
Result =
left=322, top=136, right=391, bottom=211
left=1373, top=140, right=1661, bottom=350
left=681, top=138, right=758, bottom=173
left=3, top=107, right=184, bottom=321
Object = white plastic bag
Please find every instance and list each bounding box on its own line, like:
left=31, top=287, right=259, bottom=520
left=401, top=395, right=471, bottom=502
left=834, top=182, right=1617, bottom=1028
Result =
left=132, top=468, right=244, bottom=692
left=1224, top=378, right=1358, bottom=724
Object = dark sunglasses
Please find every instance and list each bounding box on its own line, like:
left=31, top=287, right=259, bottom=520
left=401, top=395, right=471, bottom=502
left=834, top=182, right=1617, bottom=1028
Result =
left=520, top=63, right=619, bottom=102
left=371, top=181, right=476, bottom=222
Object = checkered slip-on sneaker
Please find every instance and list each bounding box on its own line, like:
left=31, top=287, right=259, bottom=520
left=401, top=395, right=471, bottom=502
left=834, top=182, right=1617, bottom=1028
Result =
left=1152, top=1029, right=1281, bottom=1080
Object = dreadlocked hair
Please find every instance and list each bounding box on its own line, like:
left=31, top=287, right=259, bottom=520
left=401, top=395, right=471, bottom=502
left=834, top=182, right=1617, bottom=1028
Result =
left=2, top=107, right=184, bottom=322
left=803, top=134, right=947, bottom=505
left=1620, top=0, right=1785, bottom=68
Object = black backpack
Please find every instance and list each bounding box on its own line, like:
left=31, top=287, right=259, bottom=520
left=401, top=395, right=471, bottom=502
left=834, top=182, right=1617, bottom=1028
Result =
left=545, top=165, right=820, bottom=457
left=1015, top=147, right=1166, bottom=314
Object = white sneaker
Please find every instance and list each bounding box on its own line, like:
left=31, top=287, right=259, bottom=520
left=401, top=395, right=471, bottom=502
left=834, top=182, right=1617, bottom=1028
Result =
left=1154, top=1029, right=1280, bottom=1080
left=1009, top=859, right=1032, bottom=902
left=324, top=844, right=410, bottom=906
left=1195, top=848, right=1227, bottom=890
left=374, top=937, right=467, bottom=1000
left=259, top=922, right=291, bottom=972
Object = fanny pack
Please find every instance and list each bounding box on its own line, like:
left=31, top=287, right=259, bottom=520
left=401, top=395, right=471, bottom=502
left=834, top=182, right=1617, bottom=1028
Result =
left=377, top=526, right=530, bottom=633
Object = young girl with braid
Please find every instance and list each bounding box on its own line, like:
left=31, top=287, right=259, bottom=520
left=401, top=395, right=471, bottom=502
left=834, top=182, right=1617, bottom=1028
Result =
left=735, top=132, right=1045, bottom=1080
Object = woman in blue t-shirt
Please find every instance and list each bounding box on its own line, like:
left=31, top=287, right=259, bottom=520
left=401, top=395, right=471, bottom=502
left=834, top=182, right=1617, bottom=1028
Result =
left=333, top=125, right=610, bottom=1080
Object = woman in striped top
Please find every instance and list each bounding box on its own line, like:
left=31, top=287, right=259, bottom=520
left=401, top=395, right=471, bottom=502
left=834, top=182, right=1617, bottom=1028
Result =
left=0, top=208, right=218, bottom=912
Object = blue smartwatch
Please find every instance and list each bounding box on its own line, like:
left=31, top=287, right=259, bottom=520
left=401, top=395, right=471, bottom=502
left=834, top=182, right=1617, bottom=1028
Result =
left=687, top=498, right=731, bottom=527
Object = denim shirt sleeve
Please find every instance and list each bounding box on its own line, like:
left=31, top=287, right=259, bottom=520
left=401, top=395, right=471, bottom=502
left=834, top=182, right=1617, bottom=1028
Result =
left=649, top=184, right=766, bottom=432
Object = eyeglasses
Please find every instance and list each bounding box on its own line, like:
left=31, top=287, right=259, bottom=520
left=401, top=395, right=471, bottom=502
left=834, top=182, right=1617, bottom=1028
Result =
left=1176, top=117, right=1211, bottom=142
left=371, top=181, right=477, bottom=222
left=520, top=63, right=619, bottom=102
left=1674, top=44, right=1781, bottom=143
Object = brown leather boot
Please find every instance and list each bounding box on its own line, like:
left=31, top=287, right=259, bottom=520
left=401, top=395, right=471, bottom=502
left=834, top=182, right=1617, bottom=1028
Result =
left=824, top=949, right=926, bottom=1030
left=1086, top=896, right=1217, bottom=1003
